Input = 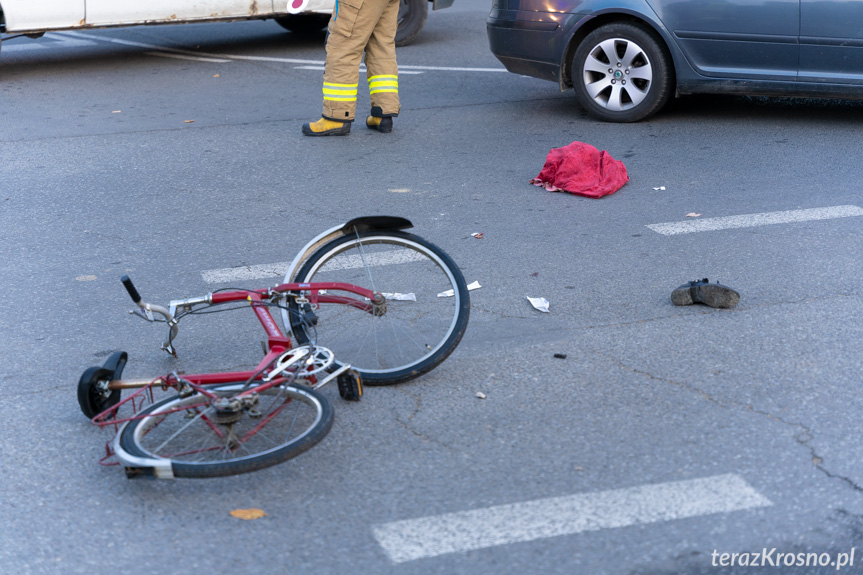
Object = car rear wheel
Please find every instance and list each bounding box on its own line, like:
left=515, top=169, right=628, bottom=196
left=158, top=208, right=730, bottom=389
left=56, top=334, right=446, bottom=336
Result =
left=572, top=23, right=673, bottom=122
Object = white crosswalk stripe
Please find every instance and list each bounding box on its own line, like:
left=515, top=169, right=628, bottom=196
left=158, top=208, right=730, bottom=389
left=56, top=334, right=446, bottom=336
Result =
left=648, top=205, right=863, bottom=236
left=373, top=474, right=771, bottom=563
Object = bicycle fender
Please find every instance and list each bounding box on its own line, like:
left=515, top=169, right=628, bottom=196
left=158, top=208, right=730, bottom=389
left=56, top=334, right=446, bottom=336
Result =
left=283, top=216, right=414, bottom=283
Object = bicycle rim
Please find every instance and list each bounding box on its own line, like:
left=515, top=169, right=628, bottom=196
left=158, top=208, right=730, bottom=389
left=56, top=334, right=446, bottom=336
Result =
left=119, top=383, right=333, bottom=478
left=286, top=231, right=469, bottom=385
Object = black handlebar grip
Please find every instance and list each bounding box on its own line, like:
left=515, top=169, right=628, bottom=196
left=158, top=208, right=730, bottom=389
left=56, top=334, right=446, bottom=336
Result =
left=121, top=275, right=142, bottom=304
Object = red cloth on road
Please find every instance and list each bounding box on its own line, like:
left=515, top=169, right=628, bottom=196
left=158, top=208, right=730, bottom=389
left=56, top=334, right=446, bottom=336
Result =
left=530, top=141, right=629, bottom=198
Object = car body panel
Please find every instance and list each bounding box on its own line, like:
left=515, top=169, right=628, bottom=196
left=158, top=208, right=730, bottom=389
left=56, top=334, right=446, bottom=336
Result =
left=2, top=0, right=85, bottom=30
left=84, top=1, right=275, bottom=26
left=647, top=0, right=799, bottom=80
left=799, top=0, right=863, bottom=84
left=0, top=0, right=433, bottom=34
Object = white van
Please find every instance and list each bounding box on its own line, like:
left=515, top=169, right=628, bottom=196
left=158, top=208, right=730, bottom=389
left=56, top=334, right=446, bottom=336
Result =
left=0, top=0, right=452, bottom=53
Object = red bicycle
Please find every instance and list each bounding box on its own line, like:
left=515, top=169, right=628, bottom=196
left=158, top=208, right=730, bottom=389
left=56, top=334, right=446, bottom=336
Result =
left=78, top=217, right=470, bottom=479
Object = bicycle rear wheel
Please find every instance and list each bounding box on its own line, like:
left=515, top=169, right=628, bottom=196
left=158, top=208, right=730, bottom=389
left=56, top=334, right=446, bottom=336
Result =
left=285, top=230, right=470, bottom=385
left=118, top=383, right=333, bottom=478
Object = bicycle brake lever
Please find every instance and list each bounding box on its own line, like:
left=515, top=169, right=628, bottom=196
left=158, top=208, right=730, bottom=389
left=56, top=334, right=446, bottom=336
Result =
left=130, top=308, right=155, bottom=322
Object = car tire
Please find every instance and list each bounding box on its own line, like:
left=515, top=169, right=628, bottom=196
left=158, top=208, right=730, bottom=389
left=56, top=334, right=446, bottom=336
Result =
left=274, top=14, right=331, bottom=34
left=572, top=22, right=673, bottom=122
left=395, top=0, right=428, bottom=47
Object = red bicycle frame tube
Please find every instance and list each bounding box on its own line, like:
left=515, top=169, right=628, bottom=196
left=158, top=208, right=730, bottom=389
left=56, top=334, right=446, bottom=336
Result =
left=174, top=282, right=378, bottom=389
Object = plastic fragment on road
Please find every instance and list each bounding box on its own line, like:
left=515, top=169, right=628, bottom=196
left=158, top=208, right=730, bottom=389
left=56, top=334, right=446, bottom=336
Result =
left=230, top=508, right=268, bottom=520
left=526, top=296, right=550, bottom=313
left=476, top=392, right=487, bottom=399
left=381, top=292, right=416, bottom=301
left=553, top=353, right=567, bottom=359
left=438, top=280, right=481, bottom=298
left=686, top=212, right=702, bottom=218
left=530, top=141, right=629, bottom=198
left=471, top=232, right=484, bottom=239
left=654, top=186, right=666, bottom=191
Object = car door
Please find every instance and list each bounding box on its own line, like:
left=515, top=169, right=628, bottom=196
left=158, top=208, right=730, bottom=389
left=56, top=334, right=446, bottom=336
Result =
left=647, top=0, right=799, bottom=81
left=799, top=0, right=863, bottom=83
left=84, top=0, right=274, bottom=26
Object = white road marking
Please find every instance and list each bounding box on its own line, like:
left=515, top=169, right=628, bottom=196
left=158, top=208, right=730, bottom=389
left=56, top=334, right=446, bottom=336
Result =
left=372, top=474, right=771, bottom=563
left=201, top=262, right=291, bottom=284
left=145, top=51, right=231, bottom=63
left=294, top=65, right=423, bottom=74
left=2, top=36, right=97, bottom=52
left=647, top=205, right=863, bottom=236
left=53, top=31, right=506, bottom=73
left=201, top=250, right=427, bottom=283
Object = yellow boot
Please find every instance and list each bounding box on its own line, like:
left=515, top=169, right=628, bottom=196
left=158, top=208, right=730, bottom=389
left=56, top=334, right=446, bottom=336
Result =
left=366, top=116, right=393, bottom=133
left=302, top=117, right=351, bottom=136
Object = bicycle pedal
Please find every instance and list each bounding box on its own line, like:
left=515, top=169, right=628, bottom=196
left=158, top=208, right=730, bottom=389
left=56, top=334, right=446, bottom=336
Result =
left=337, top=369, right=363, bottom=401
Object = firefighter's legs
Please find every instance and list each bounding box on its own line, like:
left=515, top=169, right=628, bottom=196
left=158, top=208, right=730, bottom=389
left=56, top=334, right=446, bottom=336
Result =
left=304, top=0, right=400, bottom=135
left=365, top=0, right=400, bottom=132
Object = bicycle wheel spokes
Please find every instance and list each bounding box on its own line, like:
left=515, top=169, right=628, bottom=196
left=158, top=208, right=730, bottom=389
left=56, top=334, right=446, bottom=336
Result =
left=289, top=231, right=469, bottom=384
left=120, top=384, right=333, bottom=477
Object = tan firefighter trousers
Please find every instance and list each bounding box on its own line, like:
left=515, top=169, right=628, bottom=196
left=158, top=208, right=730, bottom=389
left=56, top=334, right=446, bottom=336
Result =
left=321, top=0, right=400, bottom=122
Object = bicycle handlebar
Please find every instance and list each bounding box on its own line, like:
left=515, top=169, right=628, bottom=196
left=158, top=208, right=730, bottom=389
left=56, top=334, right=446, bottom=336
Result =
left=121, top=275, right=142, bottom=304
left=121, top=275, right=179, bottom=356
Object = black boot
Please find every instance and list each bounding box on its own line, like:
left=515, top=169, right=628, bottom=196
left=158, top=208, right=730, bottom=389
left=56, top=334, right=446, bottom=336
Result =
left=671, top=278, right=740, bottom=308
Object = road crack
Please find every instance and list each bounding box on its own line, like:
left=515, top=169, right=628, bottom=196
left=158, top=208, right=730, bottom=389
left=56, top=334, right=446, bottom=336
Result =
left=596, top=350, right=863, bottom=494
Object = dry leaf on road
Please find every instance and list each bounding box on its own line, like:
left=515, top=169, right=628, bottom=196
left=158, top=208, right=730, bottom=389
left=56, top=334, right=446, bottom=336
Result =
left=230, top=508, right=267, bottom=520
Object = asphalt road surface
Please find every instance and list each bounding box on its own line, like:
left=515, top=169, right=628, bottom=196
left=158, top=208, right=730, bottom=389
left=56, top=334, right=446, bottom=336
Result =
left=2, top=2, right=863, bottom=574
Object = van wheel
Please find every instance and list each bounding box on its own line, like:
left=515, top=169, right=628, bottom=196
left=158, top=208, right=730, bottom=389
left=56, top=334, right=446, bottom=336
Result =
left=395, top=0, right=428, bottom=47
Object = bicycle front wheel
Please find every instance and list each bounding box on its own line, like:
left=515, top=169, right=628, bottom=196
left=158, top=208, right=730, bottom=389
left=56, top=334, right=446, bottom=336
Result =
left=286, top=231, right=470, bottom=385
left=118, top=383, right=333, bottom=478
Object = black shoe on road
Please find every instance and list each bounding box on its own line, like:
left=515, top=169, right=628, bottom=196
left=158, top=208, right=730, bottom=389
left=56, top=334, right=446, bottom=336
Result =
left=671, top=278, right=740, bottom=308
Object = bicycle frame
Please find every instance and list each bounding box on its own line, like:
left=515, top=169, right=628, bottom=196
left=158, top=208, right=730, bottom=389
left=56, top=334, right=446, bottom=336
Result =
left=91, top=280, right=380, bottom=476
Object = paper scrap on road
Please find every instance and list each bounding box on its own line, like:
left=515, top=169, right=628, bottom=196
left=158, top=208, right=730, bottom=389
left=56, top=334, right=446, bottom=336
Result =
left=653, top=186, right=666, bottom=190
left=438, top=281, right=481, bottom=298
left=527, top=296, right=550, bottom=313
left=382, top=292, right=416, bottom=301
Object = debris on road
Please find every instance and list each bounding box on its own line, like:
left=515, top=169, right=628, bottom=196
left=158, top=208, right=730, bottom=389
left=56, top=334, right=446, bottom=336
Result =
left=381, top=292, right=416, bottom=301
left=529, top=141, right=629, bottom=198
left=476, top=392, right=487, bottom=399
left=685, top=212, right=702, bottom=218
left=526, top=296, right=550, bottom=313
left=653, top=186, right=666, bottom=191
left=230, top=508, right=268, bottom=520
left=471, top=232, right=484, bottom=239
left=553, top=353, right=567, bottom=359
left=438, top=281, right=481, bottom=298
left=671, top=278, right=740, bottom=308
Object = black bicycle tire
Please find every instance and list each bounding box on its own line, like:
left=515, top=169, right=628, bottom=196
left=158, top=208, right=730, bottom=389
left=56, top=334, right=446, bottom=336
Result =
left=288, top=230, right=470, bottom=385
left=118, top=383, right=333, bottom=478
